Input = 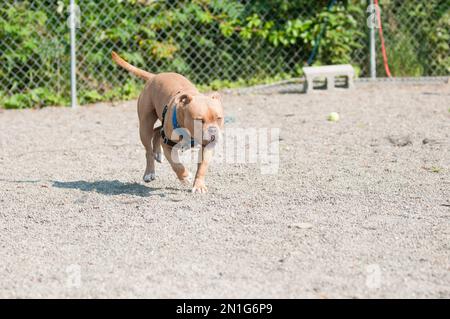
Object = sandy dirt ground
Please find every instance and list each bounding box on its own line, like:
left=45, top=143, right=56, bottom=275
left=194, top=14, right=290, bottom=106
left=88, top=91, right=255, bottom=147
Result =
left=0, top=82, right=449, bottom=298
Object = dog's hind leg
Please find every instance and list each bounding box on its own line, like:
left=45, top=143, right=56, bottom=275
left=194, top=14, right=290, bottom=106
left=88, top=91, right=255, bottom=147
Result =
left=152, top=126, right=163, bottom=163
left=139, top=109, right=158, bottom=182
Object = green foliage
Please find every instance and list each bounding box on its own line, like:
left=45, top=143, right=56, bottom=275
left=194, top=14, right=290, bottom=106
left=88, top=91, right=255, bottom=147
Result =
left=1, top=88, right=67, bottom=109
left=385, top=35, right=423, bottom=77
left=378, top=0, right=449, bottom=76
left=79, top=79, right=143, bottom=104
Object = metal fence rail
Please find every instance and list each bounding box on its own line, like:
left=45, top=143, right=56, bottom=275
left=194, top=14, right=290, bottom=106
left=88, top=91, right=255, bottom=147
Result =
left=0, top=0, right=448, bottom=108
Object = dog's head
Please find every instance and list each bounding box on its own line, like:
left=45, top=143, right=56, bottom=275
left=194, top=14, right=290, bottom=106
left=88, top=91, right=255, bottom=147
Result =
left=176, top=92, right=224, bottom=145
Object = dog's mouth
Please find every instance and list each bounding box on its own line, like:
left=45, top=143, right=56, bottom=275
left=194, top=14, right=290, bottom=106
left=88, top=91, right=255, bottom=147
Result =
left=201, top=135, right=216, bottom=147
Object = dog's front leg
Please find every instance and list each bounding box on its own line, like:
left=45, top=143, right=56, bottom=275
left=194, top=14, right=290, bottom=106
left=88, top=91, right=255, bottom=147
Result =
left=192, top=145, right=215, bottom=193
left=162, top=144, right=192, bottom=185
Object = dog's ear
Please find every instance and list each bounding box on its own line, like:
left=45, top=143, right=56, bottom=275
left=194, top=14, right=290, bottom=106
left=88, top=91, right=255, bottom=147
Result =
left=209, top=92, right=221, bottom=101
left=176, top=94, right=192, bottom=107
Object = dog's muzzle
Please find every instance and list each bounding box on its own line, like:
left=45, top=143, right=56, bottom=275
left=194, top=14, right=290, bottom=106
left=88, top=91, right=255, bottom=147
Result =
left=203, top=126, right=219, bottom=145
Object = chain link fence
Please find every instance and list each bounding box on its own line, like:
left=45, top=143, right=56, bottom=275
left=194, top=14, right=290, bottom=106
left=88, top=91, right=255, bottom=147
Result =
left=0, top=0, right=448, bottom=108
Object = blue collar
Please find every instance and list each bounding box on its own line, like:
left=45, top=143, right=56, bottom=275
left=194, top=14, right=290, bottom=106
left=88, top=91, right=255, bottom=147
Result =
left=160, top=104, right=197, bottom=148
left=172, top=105, right=180, bottom=129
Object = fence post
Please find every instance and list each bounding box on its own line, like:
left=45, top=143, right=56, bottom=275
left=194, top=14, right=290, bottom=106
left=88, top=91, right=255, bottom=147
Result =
left=369, top=0, right=377, bottom=79
left=69, top=0, right=77, bottom=108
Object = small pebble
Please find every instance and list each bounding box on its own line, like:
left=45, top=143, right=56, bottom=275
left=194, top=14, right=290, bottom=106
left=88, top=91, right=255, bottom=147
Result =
left=290, top=222, right=313, bottom=229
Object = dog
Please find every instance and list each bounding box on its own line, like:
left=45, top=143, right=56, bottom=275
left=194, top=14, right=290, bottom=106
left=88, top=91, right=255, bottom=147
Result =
left=111, top=52, right=224, bottom=193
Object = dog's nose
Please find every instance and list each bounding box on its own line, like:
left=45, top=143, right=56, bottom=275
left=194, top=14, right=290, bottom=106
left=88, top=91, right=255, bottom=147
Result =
left=208, top=126, right=218, bottom=135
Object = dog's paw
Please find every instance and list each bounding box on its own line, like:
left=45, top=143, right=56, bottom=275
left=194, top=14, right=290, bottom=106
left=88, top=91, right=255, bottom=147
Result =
left=154, top=152, right=163, bottom=163
left=179, top=172, right=192, bottom=186
left=143, top=172, right=156, bottom=182
left=192, top=180, right=208, bottom=193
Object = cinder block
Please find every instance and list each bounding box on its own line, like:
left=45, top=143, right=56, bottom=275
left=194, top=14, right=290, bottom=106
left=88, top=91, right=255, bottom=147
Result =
left=303, top=64, right=355, bottom=93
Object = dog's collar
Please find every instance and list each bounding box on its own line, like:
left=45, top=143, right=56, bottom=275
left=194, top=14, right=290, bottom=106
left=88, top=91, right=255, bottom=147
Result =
left=161, top=104, right=196, bottom=148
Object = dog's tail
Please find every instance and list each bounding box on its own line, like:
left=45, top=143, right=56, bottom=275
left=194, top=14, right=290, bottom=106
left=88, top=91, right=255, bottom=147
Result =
left=111, top=51, right=154, bottom=81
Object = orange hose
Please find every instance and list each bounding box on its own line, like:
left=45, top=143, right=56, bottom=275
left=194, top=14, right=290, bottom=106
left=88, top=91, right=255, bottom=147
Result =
left=374, top=0, right=392, bottom=77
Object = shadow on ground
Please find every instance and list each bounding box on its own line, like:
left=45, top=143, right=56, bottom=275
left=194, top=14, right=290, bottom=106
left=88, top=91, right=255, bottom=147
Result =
left=52, top=180, right=166, bottom=197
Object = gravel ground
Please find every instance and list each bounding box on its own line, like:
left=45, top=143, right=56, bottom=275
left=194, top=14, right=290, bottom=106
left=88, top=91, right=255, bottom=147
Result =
left=0, top=82, right=449, bottom=298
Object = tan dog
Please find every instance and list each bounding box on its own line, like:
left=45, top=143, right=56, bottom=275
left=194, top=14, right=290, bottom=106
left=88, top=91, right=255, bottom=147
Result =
left=111, top=52, right=224, bottom=193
